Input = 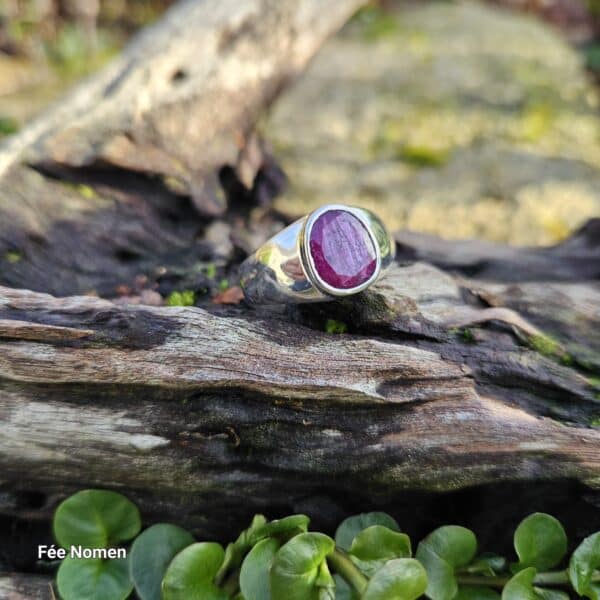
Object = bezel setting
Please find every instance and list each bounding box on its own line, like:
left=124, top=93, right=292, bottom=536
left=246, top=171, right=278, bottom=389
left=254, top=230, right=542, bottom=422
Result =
left=300, top=204, right=382, bottom=297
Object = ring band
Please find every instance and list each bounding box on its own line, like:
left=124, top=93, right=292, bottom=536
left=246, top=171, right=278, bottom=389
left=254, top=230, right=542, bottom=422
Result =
left=240, top=204, right=396, bottom=305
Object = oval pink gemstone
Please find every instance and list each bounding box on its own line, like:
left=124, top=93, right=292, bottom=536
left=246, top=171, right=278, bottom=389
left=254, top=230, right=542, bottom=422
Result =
left=309, top=209, right=377, bottom=290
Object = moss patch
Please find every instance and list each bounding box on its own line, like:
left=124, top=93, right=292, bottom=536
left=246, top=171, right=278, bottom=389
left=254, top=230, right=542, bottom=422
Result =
left=166, top=290, right=195, bottom=307
left=352, top=5, right=399, bottom=41
left=325, top=319, right=348, bottom=334
left=3, top=250, right=22, bottom=264
left=203, top=263, right=217, bottom=279
left=519, top=103, right=556, bottom=142
left=398, top=144, right=450, bottom=167
left=0, top=116, right=19, bottom=136
left=527, top=333, right=574, bottom=365
left=61, top=181, right=98, bottom=199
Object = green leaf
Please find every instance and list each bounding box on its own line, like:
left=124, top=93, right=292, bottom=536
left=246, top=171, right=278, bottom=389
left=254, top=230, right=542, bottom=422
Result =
left=362, top=558, right=428, bottom=600
left=56, top=557, right=132, bottom=600
left=270, top=532, right=335, bottom=600
left=416, top=525, right=478, bottom=600
left=348, top=526, right=411, bottom=576
left=464, top=554, right=507, bottom=576
left=240, top=537, right=280, bottom=600
left=513, top=513, right=567, bottom=571
left=502, top=568, right=538, bottom=600
left=335, top=513, right=400, bottom=552
left=53, top=489, right=141, bottom=549
left=455, top=587, right=500, bottom=599
left=333, top=575, right=358, bottom=600
left=260, top=515, right=310, bottom=540
left=569, top=531, right=600, bottom=600
left=219, top=514, right=310, bottom=580
left=316, top=558, right=336, bottom=600
left=129, top=523, right=194, bottom=600
left=502, top=568, right=571, bottom=600
left=161, top=542, right=228, bottom=600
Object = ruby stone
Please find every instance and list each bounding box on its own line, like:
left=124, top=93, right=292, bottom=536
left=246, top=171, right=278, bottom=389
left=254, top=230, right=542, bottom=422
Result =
left=308, top=209, right=377, bottom=290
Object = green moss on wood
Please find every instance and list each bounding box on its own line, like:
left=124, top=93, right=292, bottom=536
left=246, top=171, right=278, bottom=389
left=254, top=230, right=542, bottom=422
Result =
left=166, top=290, right=196, bottom=307
left=61, top=181, right=98, bottom=199
left=450, top=328, right=477, bottom=344
left=398, top=144, right=450, bottom=167
left=525, top=333, right=578, bottom=367
left=3, top=250, right=22, bottom=264
left=203, top=263, right=217, bottom=278
left=325, top=319, right=348, bottom=334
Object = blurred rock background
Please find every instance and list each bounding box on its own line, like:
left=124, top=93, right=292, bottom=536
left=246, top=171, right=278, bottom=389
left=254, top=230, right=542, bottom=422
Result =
left=0, top=0, right=174, bottom=124
left=1, top=0, right=599, bottom=244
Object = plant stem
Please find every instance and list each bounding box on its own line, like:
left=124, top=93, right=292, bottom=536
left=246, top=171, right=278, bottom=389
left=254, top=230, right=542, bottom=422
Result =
left=221, top=569, right=240, bottom=596
left=456, top=575, right=510, bottom=588
left=457, top=569, right=600, bottom=588
left=328, top=549, right=368, bottom=594
left=533, top=571, right=570, bottom=586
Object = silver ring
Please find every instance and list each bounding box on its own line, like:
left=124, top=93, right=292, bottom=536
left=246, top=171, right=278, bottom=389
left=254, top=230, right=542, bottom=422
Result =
left=240, top=204, right=396, bottom=305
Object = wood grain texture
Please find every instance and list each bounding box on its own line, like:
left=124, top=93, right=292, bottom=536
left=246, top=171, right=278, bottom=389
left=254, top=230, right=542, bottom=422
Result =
left=0, top=573, right=53, bottom=599
left=1, top=238, right=598, bottom=537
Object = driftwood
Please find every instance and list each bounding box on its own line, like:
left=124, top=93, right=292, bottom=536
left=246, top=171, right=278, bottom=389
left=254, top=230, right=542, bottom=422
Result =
left=0, top=572, right=52, bottom=600
left=1, top=243, right=599, bottom=524
left=0, top=0, right=599, bottom=594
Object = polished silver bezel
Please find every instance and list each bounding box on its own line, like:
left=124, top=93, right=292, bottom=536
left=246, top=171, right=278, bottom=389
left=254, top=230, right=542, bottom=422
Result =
left=300, top=204, right=382, bottom=297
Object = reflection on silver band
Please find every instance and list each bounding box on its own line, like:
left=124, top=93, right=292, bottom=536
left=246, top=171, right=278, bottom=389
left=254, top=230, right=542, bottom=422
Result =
left=239, top=204, right=396, bottom=305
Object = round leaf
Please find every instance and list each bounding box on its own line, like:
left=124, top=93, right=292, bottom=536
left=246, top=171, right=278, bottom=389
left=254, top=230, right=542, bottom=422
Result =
left=56, top=557, right=132, bottom=600
left=569, top=531, right=600, bottom=600
left=416, top=525, right=478, bottom=600
left=261, top=515, right=310, bottom=540
left=53, top=489, right=141, bottom=549
left=219, top=514, right=310, bottom=580
left=129, top=523, right=194, bottom=600
left=240, top=537, right=280, bottom=600
left=465, top=554, right=507, bottom=576
left=514, top=513, right=567, bottom=571
left=456, top=587, right=500, bottom=600
left=270, top=532, right=335, bottom=600
left=161, top=542, right=228, bottom=600
left=348, top=526, right=411, bottom=576
left=421, top=526, right=478, bottom=569
left=335, top=513, right=399, bottom=552
left=362, top=558, right=427, bottom=600
left=502, top=568, right=538, bottom=600
left=350, top=526, right=411, bottom=562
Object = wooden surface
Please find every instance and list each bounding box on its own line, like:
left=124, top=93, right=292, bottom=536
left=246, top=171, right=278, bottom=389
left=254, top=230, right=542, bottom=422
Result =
left=1, top=232, right=599, bottom=536
left=0, top=573, right=53, bottom=600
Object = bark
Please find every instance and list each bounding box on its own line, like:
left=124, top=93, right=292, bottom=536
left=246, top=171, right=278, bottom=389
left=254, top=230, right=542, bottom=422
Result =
left=0, top=572, right=53, bottom=600
left=0, top=0, right=364, bottom=296
left=0, top=230, right=599, bottom=536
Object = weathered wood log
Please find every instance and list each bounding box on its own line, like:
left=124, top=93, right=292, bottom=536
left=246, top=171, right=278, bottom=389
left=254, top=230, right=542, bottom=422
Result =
left=0, top=572, right=53, bottom=600
left=0, top=0, right=365, bottom=296
left=1, top=227, right=599, bottom=537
